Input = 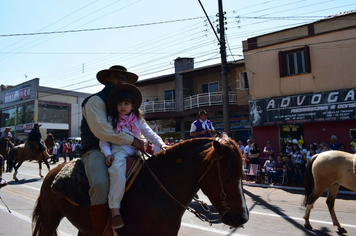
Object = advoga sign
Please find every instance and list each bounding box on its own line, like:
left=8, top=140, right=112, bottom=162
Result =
left=249, top=88, right=356, bottom=127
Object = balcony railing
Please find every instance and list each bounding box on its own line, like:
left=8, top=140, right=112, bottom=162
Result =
left=183, top=92, right=237, bottom=110
left=140, top=92, right=238, bottom=113
left=140, top=100, right=175, bottom=113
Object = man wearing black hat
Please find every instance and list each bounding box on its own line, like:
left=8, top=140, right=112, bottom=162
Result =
left=27, top=123, right=52, bottom=158
left=80, top=65, right=144, bottom=236
left=190, top=110, right=215, bottom=138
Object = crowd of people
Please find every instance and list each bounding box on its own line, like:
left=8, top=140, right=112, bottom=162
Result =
left=241, top=135, right=356, bottom=186
left=50, top=138, right=81, bottom=164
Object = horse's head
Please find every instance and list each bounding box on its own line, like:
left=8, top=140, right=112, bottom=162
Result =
left=198, top=136, right=249, bottom=228
left=45, top=133, right=55, bottom=149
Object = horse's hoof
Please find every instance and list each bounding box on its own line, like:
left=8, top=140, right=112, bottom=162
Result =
left=304, top=223, right=313, bottom=230
left=338, top=227, right=347, bottom=234
left=40, top=175, right=44, bottom=178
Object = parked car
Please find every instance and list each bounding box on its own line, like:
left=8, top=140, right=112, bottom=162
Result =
left=67, top=137, right=81, bottom=144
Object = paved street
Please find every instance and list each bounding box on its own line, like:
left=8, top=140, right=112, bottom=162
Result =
left=1, top=161, right=356, bottom=236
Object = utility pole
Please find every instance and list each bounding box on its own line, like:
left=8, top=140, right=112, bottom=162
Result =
left=218, top=0, right=231, bottom=136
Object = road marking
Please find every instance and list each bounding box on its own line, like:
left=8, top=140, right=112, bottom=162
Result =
left=181, top=222, right=248, bottom=236
left=251, top=211, right=356, bottom=228
left=0, top=205, right=72, bottom=236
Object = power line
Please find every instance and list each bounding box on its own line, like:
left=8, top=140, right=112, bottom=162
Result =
left=0, top=17, right=205, bottom=37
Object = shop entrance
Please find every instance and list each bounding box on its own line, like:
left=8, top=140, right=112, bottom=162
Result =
left=279, top=125, right=304, bottom=150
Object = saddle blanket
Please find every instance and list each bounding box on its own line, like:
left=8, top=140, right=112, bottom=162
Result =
left=51, top=156, right=142, bottom=207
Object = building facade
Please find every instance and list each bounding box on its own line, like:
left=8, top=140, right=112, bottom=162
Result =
left=136, top=57, right=251, bottom=142
left=243, top=12, right=356, bottom=157
left=0, top=78, right=90, bottom=141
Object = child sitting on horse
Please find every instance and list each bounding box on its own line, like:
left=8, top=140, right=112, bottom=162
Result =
left=28, top=123, right=52, bottom=158
left=99, top=84, right=168, bottom=229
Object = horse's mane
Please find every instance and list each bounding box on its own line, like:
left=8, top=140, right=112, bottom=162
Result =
left=150, top=137, right=242, bottom=180
left=202, top=137, right=242, bottom=180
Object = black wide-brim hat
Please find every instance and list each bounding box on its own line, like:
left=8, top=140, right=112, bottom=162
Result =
left=96, top=65, right=138, bottom=85
left=34, top=123, right=42, bottom=128
left=108, top=84, right=143, bottom=108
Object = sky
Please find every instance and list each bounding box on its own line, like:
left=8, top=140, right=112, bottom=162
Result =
left=1, top=0, right=355, bottom=94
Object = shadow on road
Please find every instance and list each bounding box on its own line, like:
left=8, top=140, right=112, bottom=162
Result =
left=227, top=189, right=337, bottom=236
left=7, top=178, right=42, bottom=185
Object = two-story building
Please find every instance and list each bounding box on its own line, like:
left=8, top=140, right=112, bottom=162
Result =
left=0, top=78, right=90, bottom=141
left=243, top=12, right=356, bottom=156
left=136, top=57, right=251, bottom=142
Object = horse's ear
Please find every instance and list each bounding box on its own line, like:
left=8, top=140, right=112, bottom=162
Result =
left=221, top=132, right=228, bottom=139
left=213, top=140, right=223, bottom=154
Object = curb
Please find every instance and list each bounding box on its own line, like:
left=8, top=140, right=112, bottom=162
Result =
left=243, top=182, right=356, bottom=196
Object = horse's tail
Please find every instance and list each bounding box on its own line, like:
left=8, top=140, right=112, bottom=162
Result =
left=32, top=196, right=42, bottom=236
left=303, top=154, right=318, bottom=207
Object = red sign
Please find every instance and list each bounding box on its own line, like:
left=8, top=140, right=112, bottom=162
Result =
left=16, top=123, right=34, bottom=131
left=5, top=86, right=30, bottom=103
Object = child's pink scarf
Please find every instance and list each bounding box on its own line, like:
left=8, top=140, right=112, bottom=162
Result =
left=116, top=113, right=139, bottom=135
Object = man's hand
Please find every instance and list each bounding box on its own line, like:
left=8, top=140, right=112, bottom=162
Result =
left=207, top=129, right=215, bottom=135
left=105, top=155, right=114, bottom=167
left=161, top=144, right=169, bottom=150
left=132, top=137, right=145, bottom=151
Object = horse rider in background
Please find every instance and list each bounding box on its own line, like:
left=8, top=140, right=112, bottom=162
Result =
left=27, top=123, right=52, bottom=158
left=0, top=127, right=14, bottom=148
left=190, top=110, right=215, bottom=138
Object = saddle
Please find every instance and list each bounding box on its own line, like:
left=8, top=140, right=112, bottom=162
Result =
left=51, top=156, right=143, bottom=207
left=25, top=140, right=39, bottom=152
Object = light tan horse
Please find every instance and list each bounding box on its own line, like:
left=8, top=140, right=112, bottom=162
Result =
left=303, top=150, right=356, bottom=234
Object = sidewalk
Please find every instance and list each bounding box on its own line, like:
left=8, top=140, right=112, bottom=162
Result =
left=242, top=180, right=356, bottom=196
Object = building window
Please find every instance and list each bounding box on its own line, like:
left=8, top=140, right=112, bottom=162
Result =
left=164, top=89, right=175, bottom=100
left=239, top=72, right=249, bottom=90
left=200, top=82, right=219, bottom=93
left=38, top=103, right=69, bottom=123
left=17, top=103, right=35, bottom=124
left=279, top=46, right=311, bottom=77
left=1, top=107, right=16, bottom=127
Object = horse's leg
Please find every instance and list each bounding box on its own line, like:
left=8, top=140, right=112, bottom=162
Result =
left=326, top=183, right=347, bottom=234
left=13, top=160, right=23, bottom=181
left=38, top=161, right=43, bottom=178
left=303, top=203, right=314, bottom=230
left=43, top=158, right=51, bottom=172
left=303, top=181, right=329, bottom=230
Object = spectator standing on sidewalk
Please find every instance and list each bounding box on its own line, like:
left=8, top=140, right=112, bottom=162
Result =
left=263, top=140, right=275, bottom=159
left=249, top=142, right=260, bottom=165
left=62, top=140, right=68, bottom=163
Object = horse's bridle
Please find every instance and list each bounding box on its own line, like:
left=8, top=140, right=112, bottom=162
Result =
left=141, top=149, right=231, bottom=225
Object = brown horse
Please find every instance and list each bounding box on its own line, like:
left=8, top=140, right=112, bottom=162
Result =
left=32, top=136, right=249, bottom=236
left=8, top=133, right=55, bottom=181
left=303, top=150, right=356, bottom=234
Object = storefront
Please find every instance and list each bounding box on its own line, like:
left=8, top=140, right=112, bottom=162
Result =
left=0, top=78, right=90, bottom=141
left=249, top=88, right=356, bottom=155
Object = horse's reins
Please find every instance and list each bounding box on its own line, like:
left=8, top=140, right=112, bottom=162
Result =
left=140, top=146, right=230, bottom=225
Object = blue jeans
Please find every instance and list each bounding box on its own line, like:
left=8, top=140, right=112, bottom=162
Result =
left=294, top=163, right=304, bottom=184
left=269, top=170, right=284, bottom=183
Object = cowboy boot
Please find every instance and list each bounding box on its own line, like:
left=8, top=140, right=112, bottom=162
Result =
left=90, top=204, right=114, bottom=236
left=42, top=150, right=53, bottom=159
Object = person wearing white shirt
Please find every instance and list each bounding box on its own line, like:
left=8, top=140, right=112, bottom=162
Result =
left=190, top=110, right=215, bottom=138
